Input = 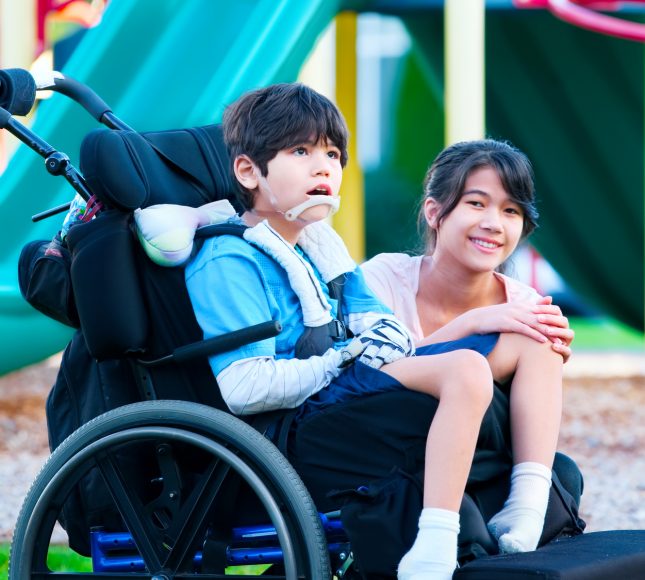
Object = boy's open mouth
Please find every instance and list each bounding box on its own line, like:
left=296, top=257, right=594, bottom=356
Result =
left=307, top=185, right=332, bottom=196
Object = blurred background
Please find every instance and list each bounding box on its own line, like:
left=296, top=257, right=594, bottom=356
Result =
left=0, top=0, right=644, bottom=373
left=1, top=0, right=645, bottom=546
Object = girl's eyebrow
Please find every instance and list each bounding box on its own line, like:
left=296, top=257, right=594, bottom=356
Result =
left=462, top=189, right=489, bottom=196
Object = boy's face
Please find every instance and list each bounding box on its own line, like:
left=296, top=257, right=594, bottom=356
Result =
left=251, top=138, right=343, bottom=224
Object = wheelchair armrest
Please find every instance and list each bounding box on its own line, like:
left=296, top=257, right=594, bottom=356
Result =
left=139, top=320, right=282, bottom=367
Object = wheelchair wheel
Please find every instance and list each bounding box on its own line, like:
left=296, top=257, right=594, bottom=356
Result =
left=9, top=400, right=331, bottom=579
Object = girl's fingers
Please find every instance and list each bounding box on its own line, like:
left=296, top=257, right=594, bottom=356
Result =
left=545, top=326, right=575, bottom=346
left=536, top=314, right=569, bottom=328
left=512, top=321, right=549, bottom=343
left=533, top=304, right=563, bottom=317
left=550, top=341, right=572, bottom=363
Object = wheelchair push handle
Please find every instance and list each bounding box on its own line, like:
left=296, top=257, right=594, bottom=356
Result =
left=35, top=70, right=132, bottom=130
left=0, top=68, right=36, bottom=117
left=0, top=68, right=135, bottom=222
left=0, top=68, right=132, bottom=129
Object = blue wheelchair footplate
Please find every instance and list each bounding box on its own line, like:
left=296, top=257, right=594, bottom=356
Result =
left=90, top=511, right=349, bottom=572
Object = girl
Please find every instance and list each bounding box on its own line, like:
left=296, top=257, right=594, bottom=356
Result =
left=362, top=139, right=574, bottom=577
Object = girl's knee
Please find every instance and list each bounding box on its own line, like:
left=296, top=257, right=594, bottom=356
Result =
left=492, top=333, right=562, bottom=382
left=502, top=333, right=562, bottom=362
left=444, top=350, right=494, bottom=408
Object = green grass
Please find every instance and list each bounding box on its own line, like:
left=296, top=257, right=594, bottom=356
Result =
left=0, top=543, right=269, bottom=577
left=569, top=316, right=644, bottom=350
left=0, top=544, right=92, bottom=579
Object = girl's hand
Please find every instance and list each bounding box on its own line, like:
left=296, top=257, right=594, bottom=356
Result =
left=534, top=296, right=574, bottom=363
left=468, top=296, right=573, bottom=362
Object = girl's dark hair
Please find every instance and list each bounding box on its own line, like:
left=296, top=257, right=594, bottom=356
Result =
left=223, top=83, right=349, bottom=210
left=419, top=139, right=539, bottom=254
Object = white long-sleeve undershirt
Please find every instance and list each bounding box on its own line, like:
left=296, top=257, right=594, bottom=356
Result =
left=216, top=348, right=345, bottom=415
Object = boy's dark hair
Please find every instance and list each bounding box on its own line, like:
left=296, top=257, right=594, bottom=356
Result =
left=223, top=83, right=349, bottom=210
left=418, top=139, right=539, bottom=255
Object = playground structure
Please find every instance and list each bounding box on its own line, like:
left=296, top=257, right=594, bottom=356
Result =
left=1, top=0, right=645, bottom=374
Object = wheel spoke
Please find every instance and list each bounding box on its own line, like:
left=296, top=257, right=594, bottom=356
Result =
left=96, top=450, right=165, bottom=570
left=162, top=455, right=231, bottom=569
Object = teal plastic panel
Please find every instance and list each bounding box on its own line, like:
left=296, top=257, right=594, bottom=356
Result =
left=486, top=10, right=644, bottom=330
left=0, top=0, right=342, bottom=374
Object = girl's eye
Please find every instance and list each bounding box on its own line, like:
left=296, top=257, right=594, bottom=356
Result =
left=505, top=206, right=522, bottom=216
left=466, top=200, right=484, bottom=208
left=327, top=149, right=340, bottom=160
left=293, top=146, right=308, bottom=156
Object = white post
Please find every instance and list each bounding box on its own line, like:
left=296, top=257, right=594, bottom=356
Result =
left=444, top=0, right=485, bottom=144
left=0, top=0, right=36, bottom=171
left=0, top=0, right=36, bottom=68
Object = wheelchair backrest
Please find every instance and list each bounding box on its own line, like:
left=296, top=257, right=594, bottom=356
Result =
left=65, top=123, right=238, bottom=407
left=80, top=124, right=237, bottom=211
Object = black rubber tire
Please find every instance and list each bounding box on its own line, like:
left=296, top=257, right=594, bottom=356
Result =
left=9, top=400, right=330, bottom=579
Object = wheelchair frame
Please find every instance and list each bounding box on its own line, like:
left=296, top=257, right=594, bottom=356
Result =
left=2, top=69, right=352, bottom=579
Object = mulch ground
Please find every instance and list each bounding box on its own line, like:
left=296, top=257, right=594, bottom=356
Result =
left=1, top=352, right=644, bottom=541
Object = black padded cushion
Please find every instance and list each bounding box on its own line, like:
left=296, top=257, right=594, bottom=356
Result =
left=66, top=210, right=148, bottom=358
left=456, top=530, right=645, bottom=580
left=79, top=124, right=238, bottom=211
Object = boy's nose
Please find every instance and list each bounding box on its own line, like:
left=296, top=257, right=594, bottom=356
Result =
left=315, top=165, right=331, bottom=177
left=312, top=154, right=331, bottom=176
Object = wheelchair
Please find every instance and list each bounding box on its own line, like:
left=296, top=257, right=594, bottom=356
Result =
left=8, top=67, right=642, bottom=580
left=3, top=68, right=344, bottom=579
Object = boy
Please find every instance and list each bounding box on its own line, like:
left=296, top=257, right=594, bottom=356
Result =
left=185, top=83, right=506, bottom=580
left=185, top=83, right=419, bottom=417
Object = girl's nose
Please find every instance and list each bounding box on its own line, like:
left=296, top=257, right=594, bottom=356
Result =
left=480, top=211, right=502, bottom=232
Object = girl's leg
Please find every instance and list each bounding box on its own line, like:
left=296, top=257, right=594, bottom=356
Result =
left=485, top=333, right=564, bottom=553
left=380, top=350, right=494, bottom=580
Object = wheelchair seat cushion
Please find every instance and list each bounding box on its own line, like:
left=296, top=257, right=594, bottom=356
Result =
left=79, top=124, right=238, bottom=211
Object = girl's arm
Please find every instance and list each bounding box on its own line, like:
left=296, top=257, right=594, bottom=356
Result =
left=417, top=296, right=573, bottom=362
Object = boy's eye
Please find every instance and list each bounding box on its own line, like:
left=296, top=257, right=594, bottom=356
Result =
left=293, top=146, right=308, bottom=156
left=327, top=149, right=340, bottom=160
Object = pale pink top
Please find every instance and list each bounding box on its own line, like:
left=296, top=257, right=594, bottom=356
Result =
left=361, top=253, right=541, bottom=342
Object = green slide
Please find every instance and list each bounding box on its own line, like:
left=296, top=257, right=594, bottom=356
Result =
left=0, top=0, right=345, bottom=375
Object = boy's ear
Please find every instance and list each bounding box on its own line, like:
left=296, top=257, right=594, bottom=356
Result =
left=233, top=155, right=259, bottom=191
left=424, top=198, right=440, bottom=229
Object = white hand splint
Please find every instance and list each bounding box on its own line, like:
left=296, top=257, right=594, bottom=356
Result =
left=354, top=317, right=416, bottom=369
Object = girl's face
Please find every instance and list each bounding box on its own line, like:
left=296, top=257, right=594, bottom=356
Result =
left=425, top=166, right=524, bottom=274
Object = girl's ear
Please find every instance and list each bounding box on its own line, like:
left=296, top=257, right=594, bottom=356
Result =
left=233, top=155, right=259, bottom=191
left=423, top=198, right=440, bottom=229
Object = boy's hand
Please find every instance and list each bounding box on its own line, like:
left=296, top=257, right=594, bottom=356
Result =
left=337, top=338, right=370, bottom=368
left=355, top=318, right=415, bottom=369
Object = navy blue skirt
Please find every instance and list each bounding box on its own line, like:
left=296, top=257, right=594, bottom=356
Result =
left=299, top=332, right=500, bottom=419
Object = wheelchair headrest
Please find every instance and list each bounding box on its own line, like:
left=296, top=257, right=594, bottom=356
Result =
left=80, top=124, right=240, bottom=212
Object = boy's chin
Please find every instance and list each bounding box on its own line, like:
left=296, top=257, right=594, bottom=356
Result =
left=296, top=205, right=334, bottom=224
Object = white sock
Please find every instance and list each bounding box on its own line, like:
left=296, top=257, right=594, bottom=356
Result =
left=487, top=461, right=552, bottom=553
left=398, top=507, right=460, bottom=580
